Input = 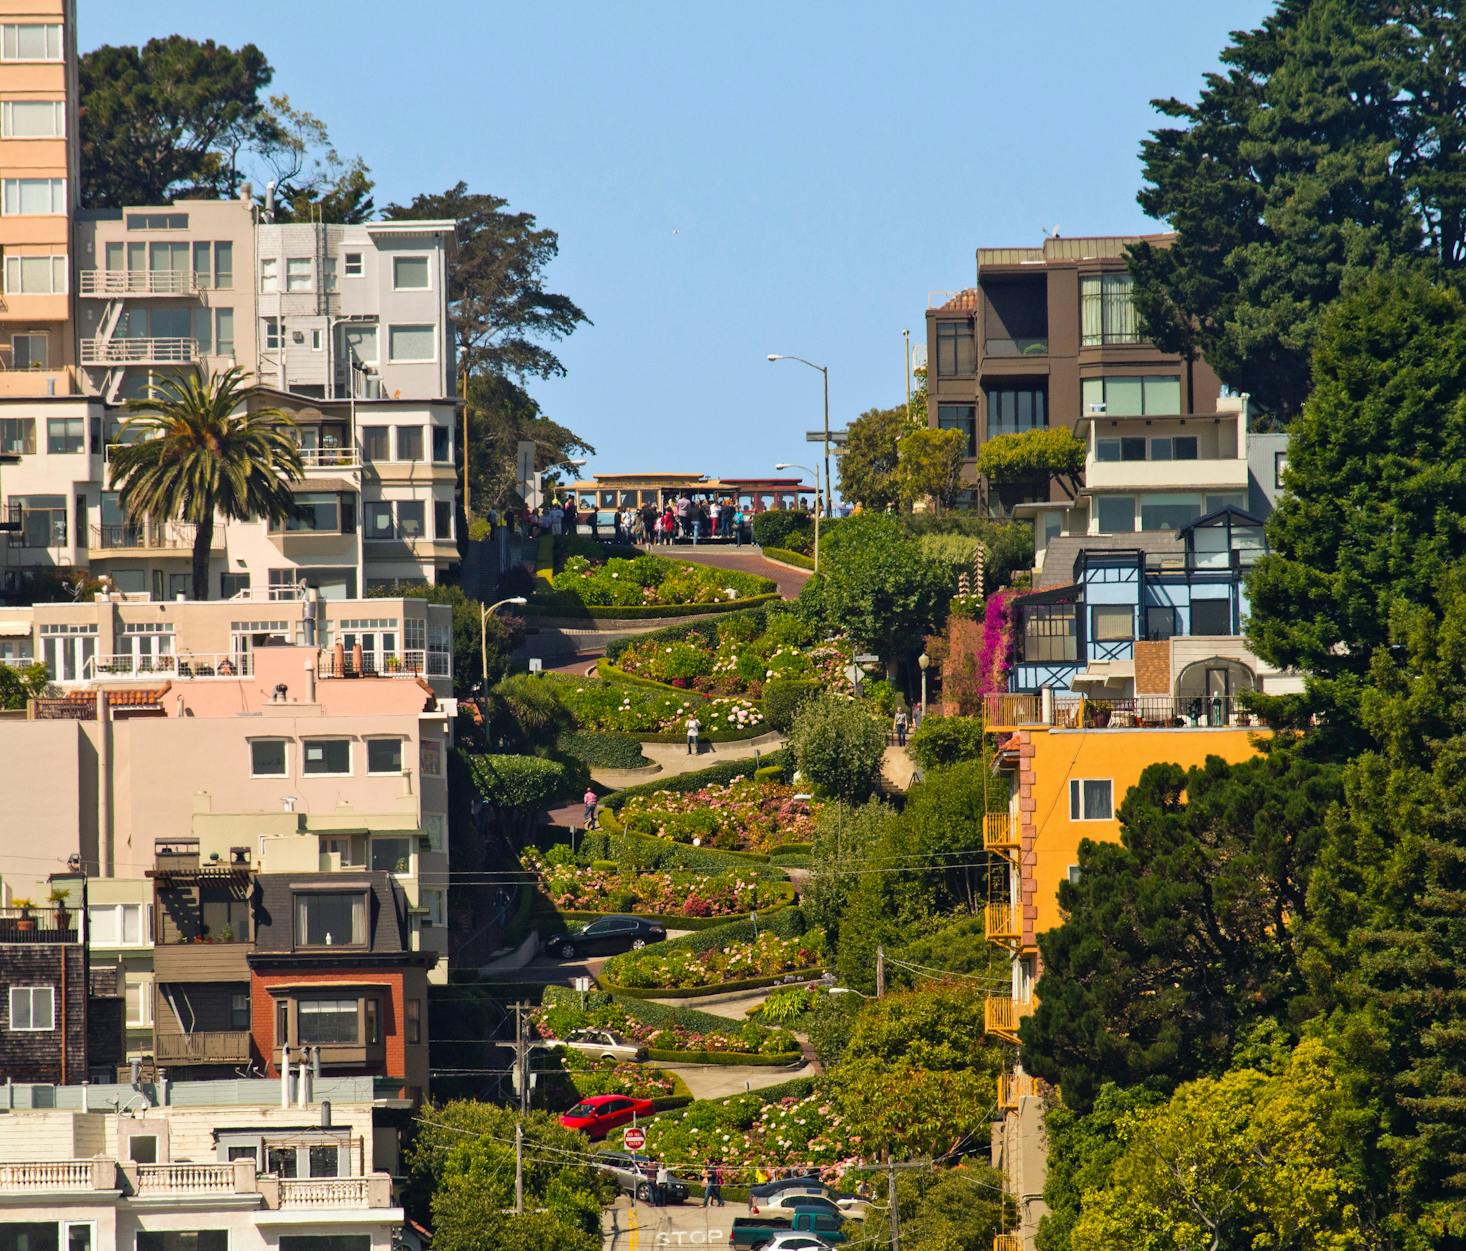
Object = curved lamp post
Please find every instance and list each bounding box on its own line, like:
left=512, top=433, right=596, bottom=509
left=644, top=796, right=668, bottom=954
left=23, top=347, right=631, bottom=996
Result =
left=480, top=596, right=528, bottom=685
left=774, top=461, right=820, bottom=573
left=767, top=353, right=833, bottom=515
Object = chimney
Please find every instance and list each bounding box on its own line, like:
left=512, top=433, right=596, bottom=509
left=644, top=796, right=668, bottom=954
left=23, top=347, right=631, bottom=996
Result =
left=303, top=658, right=316, bottom=703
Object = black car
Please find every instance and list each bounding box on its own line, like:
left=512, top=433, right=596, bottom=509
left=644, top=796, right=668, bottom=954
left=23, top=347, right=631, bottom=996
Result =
left=545, top=915, right=666, bottom=959
left=749, top=1174, right=825, bottom=1200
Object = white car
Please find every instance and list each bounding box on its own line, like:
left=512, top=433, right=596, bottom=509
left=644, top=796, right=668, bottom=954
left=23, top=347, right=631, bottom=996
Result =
left=751, top=1191, right=868, bottom=1221
left=543, top=1028, right=646, bottom=1063
left=758, top=1234, right=836, bottom=1251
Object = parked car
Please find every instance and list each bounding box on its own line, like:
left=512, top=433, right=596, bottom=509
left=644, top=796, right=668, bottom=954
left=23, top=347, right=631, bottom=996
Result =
left=730, top=1211, right=846, bottom=1249
left=542, top=1028, right=646, bottom=1062
left=591, top=1150, right=689, bottom=1203
left=559, top=1094, right=655, bottom=1139
left=749, top=1175, right=826, bottom=1200
left=752, top=1193, right=867, bottom=1221
left=545, top=915, right=666, bottom=959
left=757, top=1235, right=837, bottom=1251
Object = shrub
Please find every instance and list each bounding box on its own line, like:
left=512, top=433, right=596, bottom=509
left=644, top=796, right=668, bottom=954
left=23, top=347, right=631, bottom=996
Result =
left=789, top=692, right=887, bottom=802
left=555, top=731, right=650, bottom=770
left=754, top=986, right=816, bottom=1026
left=554, top=533, right=639, bottom=566
left=908, top=715, right=988, bottom=770
left=762, top=547, right=815, bottom=570
left=763, top=679, right=822, bottom=731
left=753, top=764, right=786, bottom=783
left=751, top=509, right=813, bottom=551
left=547, top=552, right=773, bottom=609
left=604, top=749, right=794, bottom=811
left=486, top=673, right=575, bottom=752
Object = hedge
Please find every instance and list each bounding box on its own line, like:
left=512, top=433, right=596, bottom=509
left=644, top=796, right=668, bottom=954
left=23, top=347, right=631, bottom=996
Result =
left=583, top=814, right=786, bottom=875
left=770, top=853, right=813, bottom=869
left=638, top=726, right=771, bottom=744
left=596, top=908, right=817, bottom=997
left=765, top=843, right=813, bottom=858
left=603, top=749, right=795, bottom=811
left=750, top=510, right=813, bottom=550
left=556, top=730, right=651, bottom=770
left=762, top=679, right=822, bottom=732
left=602, top=968, right=827, bottom=1000
left=539, top=1065, right=694, bottom=1107
left=760, top=547, right=814, bottom=571
left=753, top=765, right=786, bottom=783
left=644, top=1047, right=803, bottom=1067
left=596, top=657, right=786, bottom=735
left=603, top=606, right=777, bottom=662
left=532, top=880, right=797, bottom=933
left=525, top=591, right=783, bottom=621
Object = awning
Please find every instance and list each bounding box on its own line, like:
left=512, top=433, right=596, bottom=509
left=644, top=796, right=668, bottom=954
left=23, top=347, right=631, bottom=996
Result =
left=291, top=478, right=355, bottom=493
left=1072, top=661, right=1134, bottom=687
left=0, top=620, right=33, bottom=636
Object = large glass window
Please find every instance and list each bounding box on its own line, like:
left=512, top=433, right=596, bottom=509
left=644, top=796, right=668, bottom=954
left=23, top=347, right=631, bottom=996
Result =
left=4, top=255, right=66, bottom=294
left=371, top=837, right=412, bottom=875
left=8, top=986, right=54, bottom=1031
left=984, top=385, right=1047, bottom=437
left=298, top=1000, right=358, bottom=1045
left=395, top=427, right=423, bottom=461
left=1090, top=604, right=1133, bottom=642
left=1139, top=492, right=1202, bottom=532
left=1080, top=273, right=1140, bottom=346
left=19, top=496, right=65, bottom=547
left=278, top=493, right=341, bottom=533
left=215, top=308, right=235, bottom=356
left=294, top=892, right=367, bottom=947
left=0, top=418, right=35, bottom=455
left=1069, top=779, right=1113, bottom=821
left=361, top=427, right=389, bottom=461
left=396, top=501, right=425, bottom=538
left=364, top=502, right=394, bottom=540
left=937, top=404, right=976, bottom=457
left=1145, top=605, right=1178, bottom=640
left=1020, top=603, right=1077, bottom=662
left=366, top=738, right=402, bottom=774
left=285, top=258, right=312, bottom=291
left=137, top=1232, right=228, bottom=1251
left=302, top=739, right=351, bottom=775
left=393, top=256, right=430, bottom=289
left=935, top=321, right=975, bottom=376
left=46, top=418, right=82, bottom=455
left=1, top=23, right=63, bottom=60
left=1082, top=375, right=1181, bottom=417
left=1191, top=598, right=1233, bottom=635
left=388, top=324, right=435, bottom=362
left=251, top=740, right=288, bottom=777
left=87, top=904, right=144, bottom=946
left=1, top=179, right=65, bottom=215
left=1095, top=495, right=1136, bottom=534
left=1, top=100, right=63, bottom=138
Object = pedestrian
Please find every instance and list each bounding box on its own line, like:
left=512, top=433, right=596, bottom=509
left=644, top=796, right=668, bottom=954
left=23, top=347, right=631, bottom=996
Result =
left=702, top=1165, right=715, bottom=1208
left=711, top=1163, right=724, bottom=1206
left=582, top=787, right=598, bottom=830
left=913, top=703, right=924, bottom=730
left=655, top=1162, right=670, bottom=1207
left=893, top=707, right=909, bottom=747
left=686, top=714, right=701, bottom=755
left=676, top=494, right=692, bottom=538
left=564, top=497, right=578, bottom=535
left=733, top=507, right=746, bottom=547
left=709, top=498, right=722, bottom=540
left=661, top=506, right=677, bottom=545
left=589, top=508, right=600, bottom=541
left=691, top=501, right=704, bottom=545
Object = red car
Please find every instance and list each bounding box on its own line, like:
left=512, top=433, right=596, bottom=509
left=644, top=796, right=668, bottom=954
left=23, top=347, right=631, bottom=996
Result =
left=559, top=1094, right=655, bottom=1139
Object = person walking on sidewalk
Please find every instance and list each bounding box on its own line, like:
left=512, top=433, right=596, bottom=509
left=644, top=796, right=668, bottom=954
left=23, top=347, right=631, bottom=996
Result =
left=686, top=714, right=701, bottom=755
left=655, top=1163, right=671, bottom=1206
left=582, top=787, right=598, bottom=830
left=893, top=707, right=909, bottom=747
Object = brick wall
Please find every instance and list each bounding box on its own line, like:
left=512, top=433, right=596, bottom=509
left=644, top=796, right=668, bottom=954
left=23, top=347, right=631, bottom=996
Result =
left=250, top=967, right=409, bottom=1079
left=1133, top=640, right=1172, bottom=695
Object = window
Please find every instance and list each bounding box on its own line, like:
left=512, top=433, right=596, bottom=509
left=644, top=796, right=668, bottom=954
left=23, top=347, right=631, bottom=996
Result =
left=364, top=998, right=380, bottom=1046
left=1149, top=436, right=1197, bottom=460
left=88, top=904, right=144, bottom=946
left=364, top=501, right=394, bottom=540
left=406, top=998, right=422, bottom=1045
left=396, top=500, right=425, bottom=538
left=1090, top=604, right=1133, bottom=642
left=434, top=499, right=453, bottom=541
left=395, top=426, right=423, bottom=461
left=423, top=814, right=447, bottom=852
left=294, top=892, right=367, bottom=947
left=1191, top=598, right=1233, bottom=635
left=214, top=242, right=234, bottom=289
left=2, top=101, right=64, bottom=138
left=276, top=493, right=341, bottom=533
left=46, top=418, right=82, bottom=455
left=127, top=1136, right=158, bottom=1165
left=2, top=178, right=64, bottom=215
left=1080, top=273, right=1140, bottom=345
left=984, top=385, right=1047, bottom=437
left=1139, top=492, right=1202, bottom=532
left=262, top=317, right=281, bottom=351
left=310, top=329, right=322, bottom=351
left=388, top=324, right=435, bottom=362
left=276, top=999, right=288, bottom=1045
left=137, top=1235, right=228, bottom=1251
left=268, top=1147, right=299, bottom=1178
left=371, top=837, right=412, bottom=875
left=366, top=738, right=402, bottom=774
left=19, top=496, right=65, bottom=547
left=309, top=1145, right=342, bottom=1179
left=8, top=986, right=54, bottom=1031
left=260, top=258, right=279, bottom=292
left=1020, top=603, right=1077, bottom=662
left=4, top=255, right=66, bottom=294
left=299, top=999, right=359, bottom=1044
left=343, top=252, right=363, bottom=277
left=220, top=571, right=248, bottom=599
left=935, top=320, right=974, bottom=376
left=12, top=332, right=47, bottom=370
left=286, top=258, right=312, bottom=292
left=226, top=1144, right=259, bottom=1168
left=125, top=981, right=151, bottom=1027
left=0, top=418, right=34, bottom=455
left=421, top=739, right=443, bottom=777
left=1095, top=495, right=1135, bottom=533
left=936, top=404, right=977, bottom=457
left=215, top=308, right=235, bottom=356
left=251, top=739, right=288, bottom=777
left=1145, top=605, right=1178, bottom=640
left=322, top=257, right=338, bottom=291
left=228, top=992, right=250, bottom=1030
left=424, top=889, right=445, bottom=927
left=1067, top=865, right=1082, bottom=885
left=361, top=427, right=389, bottom=461
left=432, top=425, right=451, bottom=462
left=2, top=23, right=63, bottom=60
left=124, top=212, right=188, bottom=231
left=1069, top=779, right=1113, bottom=821
left=1275, top=451, right=1287, bottom=489
left=1081, top=375, right=1181, bottom=417
left=1095, top=436, right=1147, bottom=462
left=393, top=256, right=430, bottom=289
left=302, top=739, right=351, bottom=775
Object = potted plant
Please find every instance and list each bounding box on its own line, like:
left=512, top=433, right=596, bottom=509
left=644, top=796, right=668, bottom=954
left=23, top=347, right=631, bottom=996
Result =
left=12, top=899, right=35, bottom=933
left=48, top=886, right=70, bottom=930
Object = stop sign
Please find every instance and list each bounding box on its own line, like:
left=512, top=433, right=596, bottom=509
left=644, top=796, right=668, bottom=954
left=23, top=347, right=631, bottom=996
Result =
left=623, top=1127, right=646, bottom=1152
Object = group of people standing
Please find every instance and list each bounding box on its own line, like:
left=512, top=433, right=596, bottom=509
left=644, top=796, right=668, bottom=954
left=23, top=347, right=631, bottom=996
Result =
left=604, top=495, right=747, bottom=546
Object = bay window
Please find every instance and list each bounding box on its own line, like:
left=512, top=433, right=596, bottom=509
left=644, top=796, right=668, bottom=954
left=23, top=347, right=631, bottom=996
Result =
left=293, top=891, right=367, bottom=948
left=1080, top=274, right=1140, bottom=345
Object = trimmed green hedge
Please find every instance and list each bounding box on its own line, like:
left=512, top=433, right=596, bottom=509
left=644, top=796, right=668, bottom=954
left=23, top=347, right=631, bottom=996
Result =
left=638, top=726, right=770, bottom=744
left=603, top=749, right=794, bottom=811
left=596, top=908, right=818, bottom=997
left=645, top=1047, right=803, bottom=1066
left=762, top=679, right=822, bottom=732
left=525, top=591, right=783, bottom=621
left=556, top=730, right=651, bottom=770
left=770, top=853, right=813, bottom=869
left=603, top=607, right=778, bottom=663
left=761, top=547, right=814, bottom=571
left=753, top=765, right=786, bottom=783
left=532, top=880, right=797, bottom=933
left=563, top=821, right=787, bottom=876
left=765, top=842, right=813, bottom=858
left=603, top=968, right=826, bottom=1000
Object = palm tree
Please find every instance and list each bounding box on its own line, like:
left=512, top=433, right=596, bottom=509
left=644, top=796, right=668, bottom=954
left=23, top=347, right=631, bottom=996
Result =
left=109, top=367, right=304, bottom=601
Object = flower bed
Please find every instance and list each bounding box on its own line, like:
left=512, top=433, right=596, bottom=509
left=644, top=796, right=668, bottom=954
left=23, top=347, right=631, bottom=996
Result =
left=544, top=675, right=766, bottom=740
left=602, top=928, right=828, bottom=991
left=559, top=1051, right=684, bottom=1101
left=617, top=779, right=819, bottom=854
left=522, top=847, right=791, bottom=919
left=537, top=986, right=801, bottom=1061
left=547, top=554, right=774, bottom=609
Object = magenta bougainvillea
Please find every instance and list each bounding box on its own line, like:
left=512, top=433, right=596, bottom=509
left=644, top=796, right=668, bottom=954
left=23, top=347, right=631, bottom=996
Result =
left=977, top=589, right=1015, bottom=695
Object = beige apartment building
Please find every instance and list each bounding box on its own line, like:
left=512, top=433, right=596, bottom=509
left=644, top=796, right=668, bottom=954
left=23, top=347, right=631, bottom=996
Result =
left=0, top=0, right=78, bottom=398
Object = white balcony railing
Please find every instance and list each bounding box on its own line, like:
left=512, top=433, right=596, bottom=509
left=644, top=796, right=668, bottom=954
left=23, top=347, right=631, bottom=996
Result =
left=298, top=446, right=362, bottom=470
left=83, top=652, right=251, bottom=681
left=277, top=1177, right=372, bottom=1209
left=81, top=337, right=198, bottom=365
left=1082, top=456, right=1249, bottom=492
left=318, top=648, right=450, bottom=679
left=135, top=1163, right=238, bottom=1195
left=0, top=1161, right=98, bottom=1192
left=79, top=270, right=199, bottom=297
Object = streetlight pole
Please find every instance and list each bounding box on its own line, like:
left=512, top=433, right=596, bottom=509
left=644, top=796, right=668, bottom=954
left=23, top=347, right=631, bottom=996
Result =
left=774, top=462, right=820, bottom=573
left=767, top=353, right=833, bottom=516
left=903, top=329, right=911, bottom=420
left=918, top=651, right=930, bottom=720
left=480, top=596, right=528, bottom=686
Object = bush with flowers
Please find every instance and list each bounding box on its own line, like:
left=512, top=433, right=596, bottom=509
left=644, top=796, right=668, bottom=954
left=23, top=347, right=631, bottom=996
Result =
left=555, top=1050, right=684, bottom=1101
left=543, top=676, right=765, bottom=741
left=548, top=554, right=773, bottom=608
left=522, top=847, right=790, bottom=919
left=616, top=779, right=819, bottom=853
left=602, top=927, right=828, bottom=991
left=536, top=986, right=801, bottom=1060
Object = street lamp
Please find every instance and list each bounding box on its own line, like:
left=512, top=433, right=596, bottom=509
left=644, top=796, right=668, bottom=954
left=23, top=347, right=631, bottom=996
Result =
left=767, top=353, right=833, bottom=515
left=774, top=462, right=820, bottom=573
left=481, top=597, right=528, bottom=685
left=918, top=651, right=930, bottom=720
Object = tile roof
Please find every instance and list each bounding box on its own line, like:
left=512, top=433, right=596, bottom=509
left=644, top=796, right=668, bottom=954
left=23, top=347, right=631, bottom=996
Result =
left=937, top=289, right=978, bottom=312
left=62, top=685, right=170, bottom=707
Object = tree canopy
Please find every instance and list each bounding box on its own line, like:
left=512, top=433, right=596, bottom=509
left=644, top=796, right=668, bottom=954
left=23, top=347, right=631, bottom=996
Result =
left=837, top=404, right=914, bottom=512
left=897, top=427, right=966, bottom=512
left=1128, top=1, right=1466, bottom=420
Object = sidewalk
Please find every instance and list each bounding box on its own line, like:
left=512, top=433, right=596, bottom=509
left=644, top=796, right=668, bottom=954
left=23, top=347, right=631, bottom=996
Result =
left=589, top=733, right=785, bottom=789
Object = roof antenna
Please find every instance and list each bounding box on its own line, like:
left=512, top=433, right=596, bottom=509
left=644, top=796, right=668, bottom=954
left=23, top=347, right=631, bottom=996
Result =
left=1042, top=224, right=1061, bottom=239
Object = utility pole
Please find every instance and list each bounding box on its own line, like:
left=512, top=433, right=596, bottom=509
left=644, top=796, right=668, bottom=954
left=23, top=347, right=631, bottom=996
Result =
left=903, top=328, right=912, bottom=421
left=513, top=1000, right=531, bottom=1214
left=460, top=362, right=472, bottom=516
left=887, top=1154, right=901, bottom=1251
left=876, top=944, right=886, bottom=999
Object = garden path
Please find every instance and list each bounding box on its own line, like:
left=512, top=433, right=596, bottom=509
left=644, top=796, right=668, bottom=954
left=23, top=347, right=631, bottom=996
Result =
left=587, top=733, right=786, bottom=790
left=661, top=1059, right=817, bottom=1100
left=880, top=745, right=918, bottom=794
left=637, top=544, right=812, bottom=600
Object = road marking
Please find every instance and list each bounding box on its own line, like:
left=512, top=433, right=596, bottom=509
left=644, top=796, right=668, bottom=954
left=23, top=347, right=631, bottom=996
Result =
left=628, top=1199, right=638, bottom=1251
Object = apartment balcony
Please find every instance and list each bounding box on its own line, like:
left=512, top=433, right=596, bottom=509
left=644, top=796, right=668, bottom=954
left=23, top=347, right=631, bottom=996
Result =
left=997, top=1070, right=1036, bottom=1111
left=994, top=1236, right=1023, bottom=1251
left=980, top=692, right=1263, bottom=731
left=317, top=647, right=450, bottom=680
left=0, top=906, right=81, bottom=945
left=81, top=337, right=198, bottom=366
left=1083, top=456, right=1249, bottom=492
left=0, top=1160, right=114, bottom=1193
left=299, top=446, right=362, bottom=471
left=90, top=520, right=223, bottom=553
left=984, top=995, right=1033, bottom=1044
left=79, top=270, right=200, bottom=297
left=983, top=812, right=1020, bottom=853
left=83, top=652, right=250, bottom=682
left=985, top=902, right=1021, bottom=946
left=152, top=1029, right=253, bottom=1065
left=984, top=337, right=1048, bottom=358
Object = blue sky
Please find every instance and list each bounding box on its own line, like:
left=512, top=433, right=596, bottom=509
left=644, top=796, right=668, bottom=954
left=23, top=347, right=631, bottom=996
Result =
left=81, top=1, right=1273, bottom=486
